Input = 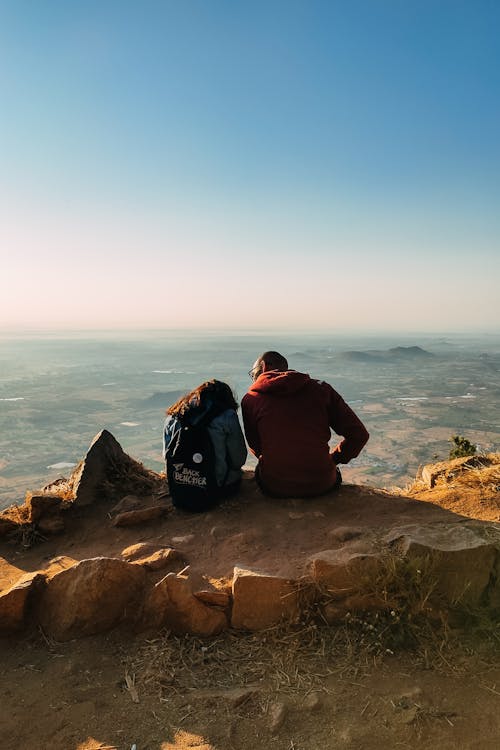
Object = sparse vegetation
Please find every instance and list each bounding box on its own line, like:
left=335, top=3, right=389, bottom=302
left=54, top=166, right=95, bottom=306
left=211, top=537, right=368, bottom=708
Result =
left=449, top=434, right=477, bottom=460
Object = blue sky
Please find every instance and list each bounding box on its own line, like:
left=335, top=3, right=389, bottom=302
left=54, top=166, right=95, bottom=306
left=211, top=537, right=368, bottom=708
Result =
left=1, top=1, right=499, bottom=331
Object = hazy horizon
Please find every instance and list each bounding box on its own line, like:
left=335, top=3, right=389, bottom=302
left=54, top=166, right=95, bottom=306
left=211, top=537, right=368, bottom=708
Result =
left=1, top=330, right=499, bottom=509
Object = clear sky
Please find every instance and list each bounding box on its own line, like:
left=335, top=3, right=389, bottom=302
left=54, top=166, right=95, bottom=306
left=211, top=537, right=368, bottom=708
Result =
left=1, top=1, right=499, bottom=332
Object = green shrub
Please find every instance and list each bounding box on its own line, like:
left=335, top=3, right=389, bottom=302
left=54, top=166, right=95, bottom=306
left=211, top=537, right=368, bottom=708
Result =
left=449, top=435, right=477, bottom=459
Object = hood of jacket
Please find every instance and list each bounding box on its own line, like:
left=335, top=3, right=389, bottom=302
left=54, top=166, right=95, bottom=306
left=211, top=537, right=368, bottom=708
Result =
left=248, top=370, right=311, bottom=397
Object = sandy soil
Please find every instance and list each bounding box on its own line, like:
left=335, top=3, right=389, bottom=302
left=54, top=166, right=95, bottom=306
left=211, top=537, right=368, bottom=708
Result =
left=1, top=470, right=500, bottom=750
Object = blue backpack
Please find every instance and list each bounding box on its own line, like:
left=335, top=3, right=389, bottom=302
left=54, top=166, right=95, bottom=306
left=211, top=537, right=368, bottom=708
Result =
left=165, top=410, right=220, bottom=512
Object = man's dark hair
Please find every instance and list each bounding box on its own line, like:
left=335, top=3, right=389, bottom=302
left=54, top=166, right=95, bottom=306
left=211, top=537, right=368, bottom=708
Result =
left=260, top=351, right=288, bottom=371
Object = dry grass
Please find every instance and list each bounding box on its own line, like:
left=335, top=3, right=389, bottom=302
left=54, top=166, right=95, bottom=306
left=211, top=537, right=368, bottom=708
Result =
left=132, top=623, right=368, bottom=699
left=131, top=543, right=500, bottom=702
left=100, top=455, right=164, bottom=501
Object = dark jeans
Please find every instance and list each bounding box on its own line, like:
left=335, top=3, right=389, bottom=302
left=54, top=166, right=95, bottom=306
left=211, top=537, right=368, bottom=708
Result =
left=255, top=464, right=342, bottom=498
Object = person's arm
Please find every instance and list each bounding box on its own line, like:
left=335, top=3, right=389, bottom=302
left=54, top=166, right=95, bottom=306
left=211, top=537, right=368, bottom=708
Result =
left=225, top=411, right=248, bottom=469
left=241, top=394, right=261, bottom=458
left=327, top=386, right=369, bottom=464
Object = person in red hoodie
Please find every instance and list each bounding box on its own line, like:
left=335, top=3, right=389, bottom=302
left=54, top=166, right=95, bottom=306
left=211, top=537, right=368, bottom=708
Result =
left=242, top=351, right=369, bottom=498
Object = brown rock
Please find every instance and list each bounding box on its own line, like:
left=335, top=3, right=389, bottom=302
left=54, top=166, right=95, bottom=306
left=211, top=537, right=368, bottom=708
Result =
left=112, top=505, right=166, bottom=527
left=386, top=524, right=498, bottom=606
left=65, top=430, right=160, bottom=507
left=194, top=590, right=230, bottom=608
left=268, top=701, right=287, bottom=734
left=69, top=430, right=127, bottom=506
left=43, top=556, right=77, bottom=579
left=37, top=515, right=65, bottom=535
left=306, top=549, right=383, bottom=593
left=110, top=495, right=142, bottom=516
left=141, top=573, right=227, bottom=636
left=328, top=526, right=363, bottom=542
left=187, top=571, right=231, bottom=608
left=25, top=494, right=62, bottom=523
left=0, top=514, right=18, bottom=538
left=37, top=557, right=146, bottom=640
left=231, top=567, right=301, bottom=630
left=0, top=572, right=42, bottom=633
left=172, top=534, right=195, bottom=544
left=302, top=692, right=323, bottom=712
left=120, top=542, right=185, bottom=571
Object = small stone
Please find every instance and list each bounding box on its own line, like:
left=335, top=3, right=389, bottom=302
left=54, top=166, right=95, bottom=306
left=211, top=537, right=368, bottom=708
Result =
left=172, top=534, right=195, bottom=544
left=302, top=692, right=322, bottom=712
left=328, top=526, right=363, bottom=542
left=112, top=505, right=166, bottom=527
left=120, top=543, right=185, bottom=571
left=268, top=701, right=287, bottom=734
left=223, top=687, right=258, bottom=707
left=194, top=590, right=230, bottom=608
left=289, top=512, right=305, bottom=519
left=110, top=495, right=142, bottom=516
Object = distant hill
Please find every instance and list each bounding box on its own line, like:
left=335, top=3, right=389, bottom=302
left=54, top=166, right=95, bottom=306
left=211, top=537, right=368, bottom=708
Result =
left=387, top=346, right=434, bottom=359
left=338, top=345, right=434, bottom=363
left=140, top=390, right=186, bottom=408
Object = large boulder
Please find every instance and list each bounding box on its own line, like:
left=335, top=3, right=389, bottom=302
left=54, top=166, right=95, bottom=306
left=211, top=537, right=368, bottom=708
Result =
left=386, top=524, right=499, bottom=607
left=141, top=573, right=227, bottom=636
left=37, top=557, right=146, bottom=640
left=0, top=572, right=42, bottom=634
left=231, top=567, right=302, bottom=630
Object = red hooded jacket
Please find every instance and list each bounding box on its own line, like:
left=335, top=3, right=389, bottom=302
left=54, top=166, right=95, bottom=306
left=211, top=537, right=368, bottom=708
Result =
left=242, top=370, right=369, bottom=497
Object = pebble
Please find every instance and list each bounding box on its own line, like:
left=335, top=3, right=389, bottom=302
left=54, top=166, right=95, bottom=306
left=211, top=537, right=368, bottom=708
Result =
left=268, top=701, right=287, bottom=733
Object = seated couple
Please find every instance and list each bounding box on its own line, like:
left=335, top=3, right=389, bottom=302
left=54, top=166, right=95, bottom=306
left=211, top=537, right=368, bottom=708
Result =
left=163, top=351, right=369, bottom=512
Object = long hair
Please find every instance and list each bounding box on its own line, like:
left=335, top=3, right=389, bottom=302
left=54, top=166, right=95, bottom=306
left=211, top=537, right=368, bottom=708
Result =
left=166, top=379, right=238, bottom=420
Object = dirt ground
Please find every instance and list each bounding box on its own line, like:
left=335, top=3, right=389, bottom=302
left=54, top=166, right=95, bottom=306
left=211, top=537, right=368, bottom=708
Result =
left=1, top=466, right=500, bottom=750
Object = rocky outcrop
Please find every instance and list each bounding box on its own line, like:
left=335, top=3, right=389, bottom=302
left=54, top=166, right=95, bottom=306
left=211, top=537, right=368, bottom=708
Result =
left=1, top=450, right=499, bottom=641
left=0, top=431, right=165, bottom=543
left=64, top=430, right=161, bottom=506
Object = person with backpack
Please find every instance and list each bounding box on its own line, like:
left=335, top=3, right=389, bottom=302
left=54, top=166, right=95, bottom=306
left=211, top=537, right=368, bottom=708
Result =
left=163, top=379, right=247, bottom=512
